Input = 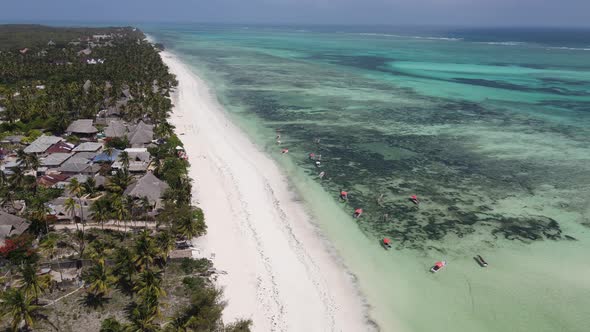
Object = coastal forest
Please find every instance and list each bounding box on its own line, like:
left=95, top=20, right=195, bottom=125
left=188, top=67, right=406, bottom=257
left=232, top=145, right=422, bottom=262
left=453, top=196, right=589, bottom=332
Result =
left=0, top=25, right=251, bottom=331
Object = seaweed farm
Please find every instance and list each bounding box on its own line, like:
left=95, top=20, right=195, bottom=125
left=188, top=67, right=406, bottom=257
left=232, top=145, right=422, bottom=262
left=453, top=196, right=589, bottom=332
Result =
left=148, top=25, right=590, bottom=332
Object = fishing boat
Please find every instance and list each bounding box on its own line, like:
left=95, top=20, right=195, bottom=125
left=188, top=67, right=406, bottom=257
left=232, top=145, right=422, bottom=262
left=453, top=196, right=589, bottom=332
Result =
left=430, top=261, right=446, bottom=273
left=476, top=255, right=488, bottom=267
left=381, top=237, right=392, bottom=250
left=353, top=208, right=363, bottom=218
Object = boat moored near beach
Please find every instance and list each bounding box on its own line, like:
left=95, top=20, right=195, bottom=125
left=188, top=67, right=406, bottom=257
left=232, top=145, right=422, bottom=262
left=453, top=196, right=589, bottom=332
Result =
left=475, top=255, right=488, bottom=267
left=381, top=237, right=392, bottom=250
left=431, top=261, right=446, bottom=273
left=353, top=208, right=363, bottom=218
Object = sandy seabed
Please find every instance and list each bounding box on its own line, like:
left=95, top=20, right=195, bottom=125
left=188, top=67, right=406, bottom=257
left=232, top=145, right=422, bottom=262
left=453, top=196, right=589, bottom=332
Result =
left=161, top=51, right=372, bottom=332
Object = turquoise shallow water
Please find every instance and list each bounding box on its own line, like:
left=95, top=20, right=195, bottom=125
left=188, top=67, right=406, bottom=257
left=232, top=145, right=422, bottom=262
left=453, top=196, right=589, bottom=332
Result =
left=146, top=25, right=590, bottom=331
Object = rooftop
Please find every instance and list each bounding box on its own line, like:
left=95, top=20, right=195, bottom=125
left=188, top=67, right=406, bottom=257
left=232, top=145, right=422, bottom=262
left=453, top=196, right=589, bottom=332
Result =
left=23, top=135, right=64, bottom=154
left=124, top=172, right=169, bottom=208
left=72, top=142, right=102, bottom=152
left=66, top=119, right=98, bottom=134
left=104, top=120, right=128, bottom=138
left=0, top=211, right=29, bottom=245
left=41, top=152, right=74, bottom=167
left=128, top=121, right=154, bottom=146
left=45, top=141, right=75, bottom=154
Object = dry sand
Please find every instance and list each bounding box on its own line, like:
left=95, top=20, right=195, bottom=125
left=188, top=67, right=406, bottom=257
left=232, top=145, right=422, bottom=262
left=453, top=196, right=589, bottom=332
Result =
left=162, top=51, right=372, bottom=332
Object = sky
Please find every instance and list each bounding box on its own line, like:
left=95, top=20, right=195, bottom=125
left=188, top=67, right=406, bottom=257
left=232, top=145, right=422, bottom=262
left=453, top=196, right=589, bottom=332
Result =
left=2, top=0, right=590, bottom=27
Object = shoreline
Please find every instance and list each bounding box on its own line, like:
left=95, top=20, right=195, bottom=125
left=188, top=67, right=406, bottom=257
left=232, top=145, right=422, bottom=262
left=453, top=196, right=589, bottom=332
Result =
left=161, top=50, right=374, bottom=332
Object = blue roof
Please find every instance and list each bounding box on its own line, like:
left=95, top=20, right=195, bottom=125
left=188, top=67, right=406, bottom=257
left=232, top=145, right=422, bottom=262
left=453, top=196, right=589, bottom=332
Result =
left=93, top=149, right=121, bottom=163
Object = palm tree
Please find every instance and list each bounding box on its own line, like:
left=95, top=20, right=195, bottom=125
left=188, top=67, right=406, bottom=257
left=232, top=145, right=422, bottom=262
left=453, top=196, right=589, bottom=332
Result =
left=90, top=198, right=111, bottom=230
left=112, top=247, right=135, bottom=292
left=104, top=146, right=115, bottom=162
left=18, top=263, right=51, bottom=303
left=107, top=169, right=132, bottom=194
left=9, top=167, right=27, bottom=189
left=174, top=206, right=206, bottom=240
left=67, top=178, right=87, bottom=230
left=0, top=169, right=8, bottom=189
left=72, top=230, right=87, bottom=260
left=83, top=177, right=97, bottom=197
left=155, top=230, right=175, bottom=260
left=133, top=230, right=160, bottom=271
left=154, top=121, right=175, bottom=139
left=64, top=197, right=79, bottom=227
left=119, top=151, right=130, bottom=170
left=87, top=240, right=108, bottom=265
left=112, top=195, right=130, bottom=236
left=0, top=288, right=44, bottom=331
left=83, top=260, right=116, bottom=300
left=139, top=196, right=151, bottom=229
left=67, top=178, right=84, bottom=198
left=100, top=317, right=123, bottom=332
left=133, top=269, right=166, bottom=302
left=16, top=150, right=40, bottom=173
left=39, top=233, right=64, bottom=282
left=125, top=302, right=159, bottom=332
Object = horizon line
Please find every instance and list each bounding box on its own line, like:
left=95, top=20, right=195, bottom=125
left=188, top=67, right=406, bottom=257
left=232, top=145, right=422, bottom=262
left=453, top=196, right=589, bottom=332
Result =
left=1, top=19, right=590, bottom=30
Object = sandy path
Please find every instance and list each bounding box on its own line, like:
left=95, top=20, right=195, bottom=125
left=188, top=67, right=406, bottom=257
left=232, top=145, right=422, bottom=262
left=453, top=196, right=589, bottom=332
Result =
left=162, top=51, right=370, bottom=332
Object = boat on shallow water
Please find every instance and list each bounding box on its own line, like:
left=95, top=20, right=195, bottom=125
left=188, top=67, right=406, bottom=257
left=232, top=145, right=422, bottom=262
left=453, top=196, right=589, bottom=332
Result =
left=475, top=255, right=488, bottom=267
left=431, top=261, right=446, bottom=273
left=381, top=238, right=392, bottom=250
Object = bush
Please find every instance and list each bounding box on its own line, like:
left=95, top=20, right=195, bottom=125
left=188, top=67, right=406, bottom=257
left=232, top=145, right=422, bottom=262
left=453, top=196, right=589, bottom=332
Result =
left=180, top=257, right=213, bottom=274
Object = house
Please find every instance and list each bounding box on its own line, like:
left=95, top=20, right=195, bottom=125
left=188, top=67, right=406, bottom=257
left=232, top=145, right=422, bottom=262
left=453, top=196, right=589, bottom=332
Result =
left=41, top=153, right=74, bottom=168
left=93, top=149, right=121, bottom=163
left=0, top=211, right=29, bottom=246
left=128, top=121, right=154, bottom=147
left=112, top=148, right=151, bottom=173
left=86, top=59, right=105, bottom=65
left=72, top=151, right=99, bottom=161
left=72, top=142, right=102, bottom=153
left=19, top=48, right=29, bottom=54
left=62, top=156, right=93, bottom=166
left=38, top=174, right=70, bottom=188
left=23, top=135, right=64, bottom=154
left=104, top=120, right=128, bottom=138
left=57, top=162, right=100, bottom=176
left=123, top=172, right=169, bottom=209
left=1, top=135, right=25, bottom=145
left=45, top=141, right=75, bottom=154
left=93, top=34, right=111, bottom=40
left=47, top=40, right=56, bottom=46
left=78, top=48, right=92, bottom=56
left=48, top=197, right=91, bottom=223
left=83, top=80, right=92, bottom=92
left=0, top=160, right=21, bottom=174
left=66, top=119, right=98, bottom=136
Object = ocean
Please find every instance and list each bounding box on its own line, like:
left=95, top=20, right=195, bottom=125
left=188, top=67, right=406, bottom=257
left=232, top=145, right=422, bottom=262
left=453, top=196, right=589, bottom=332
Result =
left=145, top=24, right=590, bottom=332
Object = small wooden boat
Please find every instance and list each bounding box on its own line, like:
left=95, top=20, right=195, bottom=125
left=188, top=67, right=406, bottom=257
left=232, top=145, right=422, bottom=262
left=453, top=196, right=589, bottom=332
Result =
left=475, top=255, right=488, bottom=267
left=430, top=261, right=446, bottom=273
left=381, top=238, right=392, bottom=250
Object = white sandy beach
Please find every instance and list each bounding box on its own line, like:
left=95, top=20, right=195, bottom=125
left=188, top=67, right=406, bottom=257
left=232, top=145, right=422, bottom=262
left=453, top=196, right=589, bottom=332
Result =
left=161, top=51, right=371, bottom=332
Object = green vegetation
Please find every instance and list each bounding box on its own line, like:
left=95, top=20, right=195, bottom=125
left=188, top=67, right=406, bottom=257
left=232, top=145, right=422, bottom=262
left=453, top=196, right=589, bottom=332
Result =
left=0, top=25, right=251, bottom=331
